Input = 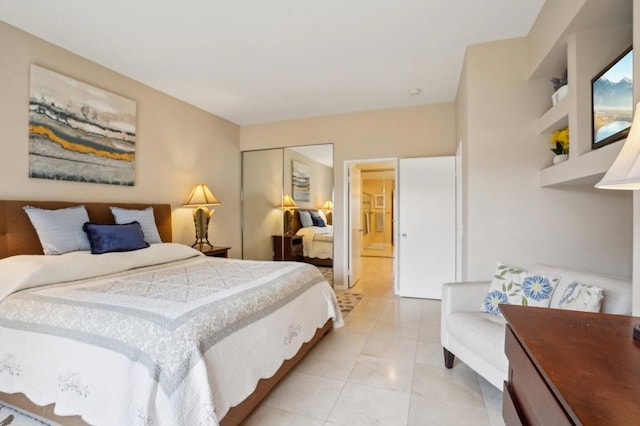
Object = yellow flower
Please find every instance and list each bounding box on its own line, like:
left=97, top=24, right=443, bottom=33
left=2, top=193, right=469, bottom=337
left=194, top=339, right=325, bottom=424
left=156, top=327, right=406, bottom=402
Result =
left=550, top=127, right=569, bottom=154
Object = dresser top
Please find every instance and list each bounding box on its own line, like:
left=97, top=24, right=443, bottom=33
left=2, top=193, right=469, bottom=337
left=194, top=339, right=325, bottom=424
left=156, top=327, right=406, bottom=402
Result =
left=501, top=304, right=640, bottom=425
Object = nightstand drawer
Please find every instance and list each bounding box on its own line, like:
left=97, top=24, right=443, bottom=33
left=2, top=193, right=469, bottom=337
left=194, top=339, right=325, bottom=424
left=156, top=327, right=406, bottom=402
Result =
left=272, top=234, right=303, bottom=261
left=290, top=237, right=303, bottom=257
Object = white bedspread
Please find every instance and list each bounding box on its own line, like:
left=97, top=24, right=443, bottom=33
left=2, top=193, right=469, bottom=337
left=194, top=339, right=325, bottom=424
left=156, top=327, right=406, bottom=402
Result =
left=0, top=244, right=342, bottom=425
left=296, top=226, right=333, bottom=259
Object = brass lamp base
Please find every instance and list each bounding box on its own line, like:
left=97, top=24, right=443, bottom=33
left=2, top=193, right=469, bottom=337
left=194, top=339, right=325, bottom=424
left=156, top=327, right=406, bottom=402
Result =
left=191, top=206, right=214, bottom=251
left=283, top=209, right=292, bottom=235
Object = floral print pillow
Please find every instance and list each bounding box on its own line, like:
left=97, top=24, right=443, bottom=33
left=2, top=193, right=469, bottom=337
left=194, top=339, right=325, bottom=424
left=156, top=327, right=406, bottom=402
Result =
left=480, top=262, right=559, bottom=315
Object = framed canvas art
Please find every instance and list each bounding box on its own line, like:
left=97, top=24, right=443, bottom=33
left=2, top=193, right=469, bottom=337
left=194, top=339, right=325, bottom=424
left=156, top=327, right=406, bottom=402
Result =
left=292, top=160, right=310, bottom=202
left=29, top=65, right=137, bottom=185
left=374, top=194, right=385, bottom=209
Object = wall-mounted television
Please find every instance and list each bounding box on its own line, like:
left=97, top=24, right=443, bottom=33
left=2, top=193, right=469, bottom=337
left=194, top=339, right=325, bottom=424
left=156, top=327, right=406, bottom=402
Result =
left=591, top=46, right=633, bottom=150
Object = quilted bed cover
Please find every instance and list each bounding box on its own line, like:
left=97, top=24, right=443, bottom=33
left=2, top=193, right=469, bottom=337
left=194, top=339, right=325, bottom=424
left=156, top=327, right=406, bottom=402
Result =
left=0, top=244, right=342, bottom=425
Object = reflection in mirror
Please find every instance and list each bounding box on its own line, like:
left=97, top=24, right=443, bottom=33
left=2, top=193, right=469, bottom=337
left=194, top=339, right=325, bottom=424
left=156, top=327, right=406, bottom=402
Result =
left=241, top=144, right=334, bottom=283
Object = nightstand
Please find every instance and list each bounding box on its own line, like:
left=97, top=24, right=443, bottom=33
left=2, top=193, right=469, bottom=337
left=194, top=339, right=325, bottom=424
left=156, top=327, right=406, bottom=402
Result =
left=200, top=246, right=231, bottom=258
left=272, top=234, right=303, bottom=261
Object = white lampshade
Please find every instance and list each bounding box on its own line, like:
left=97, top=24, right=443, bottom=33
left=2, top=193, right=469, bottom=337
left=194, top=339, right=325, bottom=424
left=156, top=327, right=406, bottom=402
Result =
left=321, top=200, right=333, bottom=211
left=183, top=183, right=221, bottom=206
left=595, top=102, right=640, bottom=190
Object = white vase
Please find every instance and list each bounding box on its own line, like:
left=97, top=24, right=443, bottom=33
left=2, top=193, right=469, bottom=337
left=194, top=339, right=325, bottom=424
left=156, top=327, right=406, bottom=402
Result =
left=551, top=85, right=568, bottom=106
left=552, top=154, right=568, bottom=164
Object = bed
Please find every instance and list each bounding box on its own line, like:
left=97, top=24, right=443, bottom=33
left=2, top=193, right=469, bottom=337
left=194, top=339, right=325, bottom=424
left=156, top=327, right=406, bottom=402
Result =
left=0, top=200, right=342, bottom=425
left=290, top=210, right=333, bottom=267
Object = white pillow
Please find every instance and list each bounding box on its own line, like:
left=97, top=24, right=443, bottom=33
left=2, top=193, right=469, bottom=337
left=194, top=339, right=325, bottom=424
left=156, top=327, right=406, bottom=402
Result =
left=23, top=205, right=91, bottom=255
left=298, top=210, right=313, bottom=228
left=558, top=281, right=603, bottom=312
left=318, top=209, right=328, bottom=224
left=480, top=261, right=559, bottom=315
left=110, top=206, right=162, bottom=243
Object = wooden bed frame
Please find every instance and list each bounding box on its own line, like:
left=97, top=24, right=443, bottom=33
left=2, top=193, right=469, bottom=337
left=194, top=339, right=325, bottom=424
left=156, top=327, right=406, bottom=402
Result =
left=0, top=200, right=333, bottom=425
left=290, top=209, right=333, bottom=267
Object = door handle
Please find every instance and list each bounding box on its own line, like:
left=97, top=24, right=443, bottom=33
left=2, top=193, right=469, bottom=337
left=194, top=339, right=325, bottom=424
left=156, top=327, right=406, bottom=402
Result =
left=401, top=233, right=407, bottom=238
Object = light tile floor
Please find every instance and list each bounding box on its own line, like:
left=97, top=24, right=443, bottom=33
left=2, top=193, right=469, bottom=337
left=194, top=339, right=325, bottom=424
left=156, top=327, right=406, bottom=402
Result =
left=242, top=257, right=504, bottom=426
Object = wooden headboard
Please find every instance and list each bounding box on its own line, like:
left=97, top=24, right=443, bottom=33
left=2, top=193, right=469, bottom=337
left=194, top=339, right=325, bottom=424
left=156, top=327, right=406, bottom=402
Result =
left=290, top=209, right=303, bottom=235
left=290, top=209, right=323, bottom=235
left=0, top=200, right=172, bottom=259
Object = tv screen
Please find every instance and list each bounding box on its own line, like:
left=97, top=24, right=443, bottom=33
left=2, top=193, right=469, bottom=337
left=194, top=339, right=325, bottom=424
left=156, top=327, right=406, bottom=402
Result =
left=592, top=47, right=633, bottom=149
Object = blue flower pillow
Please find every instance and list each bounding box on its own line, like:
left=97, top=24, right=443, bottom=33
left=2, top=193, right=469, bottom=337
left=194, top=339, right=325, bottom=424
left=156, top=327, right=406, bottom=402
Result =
left=480, top=262, right=559, bottom=315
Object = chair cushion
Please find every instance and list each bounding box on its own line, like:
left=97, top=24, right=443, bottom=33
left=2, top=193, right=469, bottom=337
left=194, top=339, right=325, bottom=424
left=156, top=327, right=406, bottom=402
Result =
left=447, top=312, right=508, bottom=373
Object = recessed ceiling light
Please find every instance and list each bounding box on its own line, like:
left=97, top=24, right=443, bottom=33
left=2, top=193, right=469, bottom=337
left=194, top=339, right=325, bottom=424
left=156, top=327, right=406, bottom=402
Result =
left=409, top=88, right=422, bottom=96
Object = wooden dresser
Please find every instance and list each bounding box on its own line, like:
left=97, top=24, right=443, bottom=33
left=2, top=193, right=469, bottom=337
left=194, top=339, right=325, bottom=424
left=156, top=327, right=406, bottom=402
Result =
left=501, top=304, right=640, bottom=425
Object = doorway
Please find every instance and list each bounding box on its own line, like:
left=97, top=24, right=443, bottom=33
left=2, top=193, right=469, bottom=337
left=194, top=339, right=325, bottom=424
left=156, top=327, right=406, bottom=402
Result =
left=346, top=159, right=397, bottom=290
left=346, top=156, right=457, bottom=297
left=361, top=167, right=395, bottom=258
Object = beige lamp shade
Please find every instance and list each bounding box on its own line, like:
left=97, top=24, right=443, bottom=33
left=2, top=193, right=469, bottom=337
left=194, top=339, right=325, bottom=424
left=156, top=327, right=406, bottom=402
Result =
left=595, top=102, right=640, bottom=190
left=183, top=183, right=221, bottom=206
left=277, top=194, right=297, bottom=208
left=321, top=200, right=333, bottom=211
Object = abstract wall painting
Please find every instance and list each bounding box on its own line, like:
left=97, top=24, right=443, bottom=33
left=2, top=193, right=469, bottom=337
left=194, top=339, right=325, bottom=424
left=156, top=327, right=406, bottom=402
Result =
left=29, top=65, right=137, bottom=186
left=292, top=160, right=310, bottom=202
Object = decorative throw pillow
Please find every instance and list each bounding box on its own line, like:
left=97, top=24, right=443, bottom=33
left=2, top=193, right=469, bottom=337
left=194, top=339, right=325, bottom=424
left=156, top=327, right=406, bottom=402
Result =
left=481, top=262, right=559, bottom=315
left=23, top=205, right=91, bottom=255
left=318, top=209, right=328, bottom=225
left=311, top=215, right=326, bottom=227
left=298, top=210, right=313, bottom=228
left=82, top=221, right=150, bottom=254
left=559, top=281, right=604, bottom=312
left=110, top=206, right=162, bottom=243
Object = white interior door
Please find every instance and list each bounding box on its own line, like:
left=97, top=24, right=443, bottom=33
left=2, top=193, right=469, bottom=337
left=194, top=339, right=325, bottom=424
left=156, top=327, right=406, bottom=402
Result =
left=398, top=156, right=455, bottom=299
left=349, top=164, right=362, bottom=287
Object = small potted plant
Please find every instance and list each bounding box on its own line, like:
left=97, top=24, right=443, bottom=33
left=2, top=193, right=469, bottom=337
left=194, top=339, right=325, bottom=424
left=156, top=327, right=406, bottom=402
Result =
left=551, top=70, right=568, bottom=106
left=550, top=127, right=569, bottom=164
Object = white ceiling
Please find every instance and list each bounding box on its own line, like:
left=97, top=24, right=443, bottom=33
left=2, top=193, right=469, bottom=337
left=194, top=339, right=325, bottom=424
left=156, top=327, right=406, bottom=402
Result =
left=0, top=0, right=545, bottom=126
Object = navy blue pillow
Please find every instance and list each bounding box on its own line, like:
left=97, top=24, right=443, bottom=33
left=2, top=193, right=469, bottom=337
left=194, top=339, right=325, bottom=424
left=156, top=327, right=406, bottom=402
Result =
left=82, top=221, right=150, bottom=254
left=311, top=215, right=326, bottom=227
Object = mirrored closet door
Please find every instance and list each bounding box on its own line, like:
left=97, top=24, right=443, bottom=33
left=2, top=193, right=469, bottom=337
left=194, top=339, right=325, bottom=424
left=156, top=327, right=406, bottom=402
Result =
left=241, top=144, right=334, bottom=278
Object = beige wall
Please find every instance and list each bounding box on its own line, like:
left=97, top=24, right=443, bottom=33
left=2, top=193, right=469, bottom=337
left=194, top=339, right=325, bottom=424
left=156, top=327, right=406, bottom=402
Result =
left=241, top=103, right=456, bottom=287
left=0, top=21, right=242, bottom=256
left=460, top=37, right=632, bottom=280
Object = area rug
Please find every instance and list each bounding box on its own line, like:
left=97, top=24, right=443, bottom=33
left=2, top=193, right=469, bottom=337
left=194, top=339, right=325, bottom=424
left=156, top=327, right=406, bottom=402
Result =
left=0, top=402, right=59, bottom=426
left=317, top=266, right=333, bottom=285
left=335, top=292, right=363, bottom=317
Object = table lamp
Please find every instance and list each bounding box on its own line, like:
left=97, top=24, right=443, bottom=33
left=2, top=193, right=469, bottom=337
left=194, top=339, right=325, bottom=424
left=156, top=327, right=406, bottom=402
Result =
left=183, top=183, right=221, bottom=251
left=594, top=102, right=640, bottom=339
left=321, top=200, right=333, bottom=225
left=277, top=194, right=297, bottom=235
